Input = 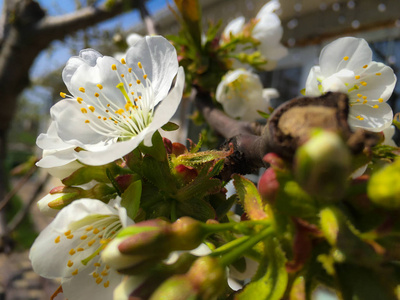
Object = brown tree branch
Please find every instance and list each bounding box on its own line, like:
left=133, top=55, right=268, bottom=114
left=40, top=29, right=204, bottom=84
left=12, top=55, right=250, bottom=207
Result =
left=194, top=90, right=380, bottom=181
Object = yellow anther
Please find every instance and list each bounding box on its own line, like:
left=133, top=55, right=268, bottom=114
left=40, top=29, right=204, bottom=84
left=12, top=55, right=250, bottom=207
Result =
left=362, top=96, right=367, bottom=100
left=131, top=92, right=134, bottom=95
left=96, top=277, right=103, bottom=284
left=360, top=81, right=367, bottom=86
left=111, top=64, right=117, bottom=71
left=105, top=110, right=109, bottom=113
left=98, top=234, right=103, bottom=238
left=143, top=74, right=147, bottom=79
left=107, top=104, right=110, bottom=107
left=95, top=93, right=99, bottom=97
left=125, top=103, right=132, bottom=111
left=114, top=121, right=118, bottom=124
left=67, top=234, right=74, bottom=239
left=378, top=98, right=384, bottom=102
left=136, top=79, right=141, bottom=84
left=64, top=230, right=71, bottom=236
left=128, top=68, right=132, bottom=73
left=121, top=74, right=125, bottom=78
left=121, top=58, right=126, bottom=64
left=116, top=109, right=124, bottom=115
left=86, top=226, right=93, bottom=231
left=104, top=281, right=110, bottom=288
left=103, top=117, right=107, bottom=121
left=81, top=108, right=88, bottom=114
left=80, top=235, right=87, bottom=240
left=101, top=270, right=108, bottom=276
left=373, top=105, right=379, bottom=109
left=139, top=96, right=142, bottom=99
left=355, top=75, right=360, bottom=80
left=363, top=100, right=368, bottom=104
left=356, top=99, right=360, bottom=102
left=77, top=97, right=83, bottom=104
left=88, top=239, right=96, bottom=247
left=138, top=62, right=143, bottom=69
left=94, top=263, right=101, bottom=267
left=97, top=84, right=103, bottom=90
left=376, top=73, right=381, bottom=76
left=129, top=83, right=132, bottom=87
left=357, top=93, right=362, bottom=98
left=67, top=260, right=74, bottom=268
left=363, top=64, right=368, bottom=68
left=106, top=265, right=110, bottom=270
left=69, top=249, right=76, bottom=255
left=79, top=87, right=85, bottom=93
left=85, top=120, right=90, bottom=124
left=343, top=56, right=349, bottom=61
left=77, top=248, right=84, bottom=252
left=55, top=236, right=60, bottom=243
left=93, top=228, right=100, bottom=234
left=92, top=272, right=99, bottom=278
left=60, top=92, right=67, bottom=98
left=98, top=116, right=101, bottom=119
left=72, top=269, right=79, bottom=276
left=89, top=106, right=95, bottom=112
left=359, top=117, right=364, bottom=120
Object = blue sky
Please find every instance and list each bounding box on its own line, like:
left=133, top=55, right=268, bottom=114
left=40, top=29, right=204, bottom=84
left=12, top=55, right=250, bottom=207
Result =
left=25, top=0, right=168, bottom=78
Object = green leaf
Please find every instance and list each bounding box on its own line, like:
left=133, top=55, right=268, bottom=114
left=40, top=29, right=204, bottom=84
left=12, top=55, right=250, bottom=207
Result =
left=175, top=176, right=221, bottom=203
left=176, top=197, right=215, bottom=221
left=233, top=174, right=269, bottom=221
left=237, top=238, right=288, bottom=300
left=257, top=110, right=270, bottom=120
left=141, top=156, right=177, bottom=194
left=106, top=168, right=122, bottom=196
left=336, top=264, right=397, bottom=300
left=139, top=131, right=167, bottom=162
left=121, top=180, right=142, bottom=220
left=161, top=122, right=180, bottom=131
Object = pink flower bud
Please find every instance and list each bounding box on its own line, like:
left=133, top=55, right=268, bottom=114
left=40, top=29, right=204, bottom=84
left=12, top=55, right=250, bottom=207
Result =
left=258, top=167, right=279, bottom=203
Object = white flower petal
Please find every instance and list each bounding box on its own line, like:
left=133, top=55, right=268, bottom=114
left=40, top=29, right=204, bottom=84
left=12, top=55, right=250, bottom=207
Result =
left=319, top=37, right=372, bottom=76
left=256, top=0, right=280, bottom=18
left=305, top=66, right=323, bottom=96
left=126, top=33, right=143, bottom=47
left=114, top=276, right=147, bottom=300
left=349, top=102, right=393, bottom=132
left=222, top=17, right=245, bottom=39
left=252, top=13, right=283, bottom=45
left=30, top=199, right=121, bottom=278
left=125, top=36, right=178, bottom=105
left=383, top=125, right=397, bottom=147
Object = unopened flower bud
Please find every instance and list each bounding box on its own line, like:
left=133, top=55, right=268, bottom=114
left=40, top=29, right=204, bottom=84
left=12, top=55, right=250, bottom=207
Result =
left=258, top=168, right=279, bottom=203
left=150, top=256, right=226, bottom=300
left=368, top=158, right=400, bottom=208
left=171, top=142, right=188, bottom=156
left=37, top=186, right=82, bottom=217
left=294, top=130, right=351, bottom=201
left=263, top=153, right=285, bottom=170
left=174, top=165, right=198, bottom=184
left=115, top=174, right=140, bottom=192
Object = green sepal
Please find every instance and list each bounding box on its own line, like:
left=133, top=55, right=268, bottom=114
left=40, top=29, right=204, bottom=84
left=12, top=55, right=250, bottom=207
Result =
left=175, top=175, right=221, bottom=203
left=257, top=110, right=270, bottom=120
left=106, top=168, right=122, bottom=196
left=121, top=180, right=142, bottom=220
left=237, top=238, right=288, bottom=300
left=161, top=122, right=180, bottom=131
left=233, top=174, right=269, bottom=221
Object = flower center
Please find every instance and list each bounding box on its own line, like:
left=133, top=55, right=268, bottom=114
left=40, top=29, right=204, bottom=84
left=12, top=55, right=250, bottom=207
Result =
left=61, top=60, right=155, bottom=141
left=54, top=214, right=122, bottom=288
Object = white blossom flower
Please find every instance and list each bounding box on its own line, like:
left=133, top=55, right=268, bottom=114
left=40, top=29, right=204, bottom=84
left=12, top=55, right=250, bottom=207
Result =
left=29, top=198, right=133, bottom=300
left=383, top=125, right=397, bottom=147
left=36, top=121, right=82, bottom=179
left=43, top=35, right=184, bottom=166
left=222, top=0, right=288, bottom=70
left=216, top=69, right=278, bottom=121
left=305, top=37, right=396, bottom=132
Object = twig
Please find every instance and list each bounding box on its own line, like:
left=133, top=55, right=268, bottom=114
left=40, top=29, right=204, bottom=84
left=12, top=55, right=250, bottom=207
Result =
left=0, top=165, right=37, bottom=211
left=5, top=173, right=50, bottom=235
left=138, top=0, right=157, bottom=35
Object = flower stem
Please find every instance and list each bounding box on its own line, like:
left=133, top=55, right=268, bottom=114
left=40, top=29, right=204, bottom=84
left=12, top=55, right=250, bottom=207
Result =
left=218, top=226, right=274, bottom=267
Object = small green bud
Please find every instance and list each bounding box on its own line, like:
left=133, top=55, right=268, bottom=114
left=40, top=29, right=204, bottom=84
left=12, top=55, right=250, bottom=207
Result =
left=368, top=158, right=400, bottom=208
left=149, top=275, right=197, bottom=300
left=294, top=130, right=351, bottom=201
